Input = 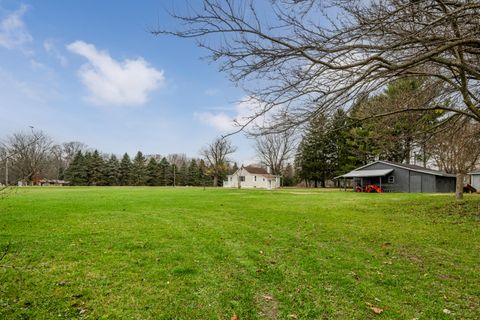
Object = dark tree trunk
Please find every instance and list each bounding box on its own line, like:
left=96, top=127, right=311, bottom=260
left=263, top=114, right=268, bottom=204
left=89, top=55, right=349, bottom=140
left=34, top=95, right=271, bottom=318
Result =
left=213, top=175, right=218, bottom=187
left=456, top=173, right=464, bottom=200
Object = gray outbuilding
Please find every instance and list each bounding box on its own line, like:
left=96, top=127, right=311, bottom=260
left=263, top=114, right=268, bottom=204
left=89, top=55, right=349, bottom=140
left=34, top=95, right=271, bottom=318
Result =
left=338, top=161, right=456, bottom=193
left=468, top=171, right=480, bottom=190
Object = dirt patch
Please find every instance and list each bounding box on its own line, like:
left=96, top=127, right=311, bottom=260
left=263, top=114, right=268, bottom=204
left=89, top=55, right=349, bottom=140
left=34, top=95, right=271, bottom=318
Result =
left=256, top=293, right=279, bottom=319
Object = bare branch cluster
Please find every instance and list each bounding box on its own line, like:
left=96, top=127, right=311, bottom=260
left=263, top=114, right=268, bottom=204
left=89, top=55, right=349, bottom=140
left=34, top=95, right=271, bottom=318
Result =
left=156, top=0, right=480, bottom=131
left=200, top=136, right=237, bottom=185
left=254, top=129, right=297, bottom=174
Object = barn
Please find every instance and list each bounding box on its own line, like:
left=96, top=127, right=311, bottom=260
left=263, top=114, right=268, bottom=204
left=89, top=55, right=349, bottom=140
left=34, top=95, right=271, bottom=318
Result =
left=337, top=161, right=456, bottom=193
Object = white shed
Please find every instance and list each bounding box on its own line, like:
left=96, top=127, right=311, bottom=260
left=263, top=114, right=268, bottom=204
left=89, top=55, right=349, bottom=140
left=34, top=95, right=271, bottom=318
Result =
left=224, top=165, right=281, bottom=189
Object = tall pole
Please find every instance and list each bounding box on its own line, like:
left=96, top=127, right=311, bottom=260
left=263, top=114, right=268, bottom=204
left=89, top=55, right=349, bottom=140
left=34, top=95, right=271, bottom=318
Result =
left=5, top=152, right=8, bottom=186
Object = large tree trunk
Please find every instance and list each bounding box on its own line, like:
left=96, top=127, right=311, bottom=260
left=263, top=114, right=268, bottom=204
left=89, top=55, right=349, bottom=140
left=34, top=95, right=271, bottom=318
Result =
left=213, top=175, right=218, bottom=187
left=456, top=173, right=464, bottom=200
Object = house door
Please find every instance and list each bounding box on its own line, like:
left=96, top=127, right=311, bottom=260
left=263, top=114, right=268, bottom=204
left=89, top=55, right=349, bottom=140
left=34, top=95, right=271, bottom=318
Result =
left=410, top=175, right=422, bottom=193
left=268, top=180, right=272, bottom=189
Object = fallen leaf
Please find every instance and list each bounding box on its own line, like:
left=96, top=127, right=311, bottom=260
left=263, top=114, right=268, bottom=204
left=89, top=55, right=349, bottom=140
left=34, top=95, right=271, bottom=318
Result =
left=263, top=294, right=274, bottom=301
left=231, top=314, right=239, bottom=320
left=443, top=308, right=452, bottom=314
left=370, top=306, right=384, bottom=314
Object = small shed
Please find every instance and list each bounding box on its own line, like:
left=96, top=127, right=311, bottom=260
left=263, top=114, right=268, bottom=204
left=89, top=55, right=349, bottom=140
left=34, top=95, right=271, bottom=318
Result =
left=468, top=171, right=480, bottom=190
left=337, top=161, right=456, bottom=193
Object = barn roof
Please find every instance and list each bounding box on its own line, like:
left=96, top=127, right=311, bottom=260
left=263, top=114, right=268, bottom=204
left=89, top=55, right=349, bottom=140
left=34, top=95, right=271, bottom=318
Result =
left=346, top=160, right=455, bottom=178
left=339, top=169, right=393, bottom=178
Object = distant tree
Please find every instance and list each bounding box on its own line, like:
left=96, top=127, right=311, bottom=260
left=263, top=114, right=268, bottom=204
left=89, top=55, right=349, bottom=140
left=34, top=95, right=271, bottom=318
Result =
left=159, top=157, right=172, bottom=186
left=64, top=151, right=87, bottom=185
left=131, top=151, right=147, bottom=186
left=5, top=130, right=53, bottom=184
left=186, top=159, right=199, bottom=185
left=146, top=157, right=161, bottom=186
left=429, top=117, right=480, bottom=199
left=295, top=114, right=337, bottom=187
left=282, top=162, right=296, bottom=187
left=86, top=150, right=105, bottom=185
left=119, top=153, right=132, bottom=186
left=254, top=130, right=296, bottom=175
left=201, top=137, right=237, bottom=186
left=104, top=154, right=120, bottom=186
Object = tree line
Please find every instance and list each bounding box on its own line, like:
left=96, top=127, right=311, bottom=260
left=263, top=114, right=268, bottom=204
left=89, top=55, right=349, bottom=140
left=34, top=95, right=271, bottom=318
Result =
left=0, top=132, right=241, bottom=187
left=64, top=150, right=222, bottom=187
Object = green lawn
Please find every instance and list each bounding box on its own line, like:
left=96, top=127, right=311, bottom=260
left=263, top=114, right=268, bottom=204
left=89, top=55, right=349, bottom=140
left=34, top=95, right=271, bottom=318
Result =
left=0, top=187, right=479, bottom=319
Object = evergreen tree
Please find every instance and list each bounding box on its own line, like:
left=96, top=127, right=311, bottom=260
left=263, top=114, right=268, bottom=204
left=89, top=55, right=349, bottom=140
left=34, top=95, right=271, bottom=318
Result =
left=89, top=150, right=105, bottom=185
left=187, top=159, right=199, bottom=185
left=146, top=158, right=161, bottom=186
left=119, top=153, right=132, bottom=185
left=131, top=151, right=147, bottom=185
left=64, top=151, right=87, bottom=185
left=104, top=154, right=120, bottom=186
left=295, top=114, right=337, bottom=187
left=159, top=157, right=172, bottom=186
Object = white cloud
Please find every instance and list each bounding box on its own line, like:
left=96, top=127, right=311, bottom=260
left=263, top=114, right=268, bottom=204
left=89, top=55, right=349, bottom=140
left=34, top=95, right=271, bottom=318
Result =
left=195, top=97, right=266, bottom=132
left=194, top=111, right=234, bottom=131
left=204, top=88, right=220, bottom=96
left=43, top=39, right=68, bottom=66
left=0, top=4, right=32, bottom=50
left=67, top=40, right=164, bottom=107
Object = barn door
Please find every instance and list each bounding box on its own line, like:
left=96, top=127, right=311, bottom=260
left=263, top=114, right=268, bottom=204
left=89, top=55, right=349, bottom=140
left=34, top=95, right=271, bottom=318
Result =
left=410, top=175, right=422, bottom=193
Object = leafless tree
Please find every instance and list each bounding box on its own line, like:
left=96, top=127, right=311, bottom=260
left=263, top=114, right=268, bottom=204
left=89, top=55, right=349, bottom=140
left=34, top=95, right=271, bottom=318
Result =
left=62, top=141, right=87, bottom=165
left=254, top=130, right=297, bottom=175
left=201, top=137, right=237, bottom=186
left=429, top=117, right=480, bottom=198
left=5, top=130, right=53, bottom=185
left=156, top=0, right=480, bottom=132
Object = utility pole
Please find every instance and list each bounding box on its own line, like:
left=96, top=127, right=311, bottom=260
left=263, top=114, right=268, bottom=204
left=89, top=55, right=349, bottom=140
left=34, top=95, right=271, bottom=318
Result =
left=5, top=153, right=8, bottom=186
left=173, top=165, right=176, bottom=187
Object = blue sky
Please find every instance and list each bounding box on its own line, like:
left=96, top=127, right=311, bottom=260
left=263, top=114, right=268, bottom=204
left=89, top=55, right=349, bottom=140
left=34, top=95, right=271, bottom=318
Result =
left=0, top=0, right=257, bottom=163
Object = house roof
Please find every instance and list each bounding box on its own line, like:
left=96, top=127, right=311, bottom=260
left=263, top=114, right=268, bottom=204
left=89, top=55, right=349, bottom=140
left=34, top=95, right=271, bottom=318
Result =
left=243, top=165, right=269, bottom=175
left=340, top=169, right=394, bottom=178
left=469, top=170, right=480, bottom=175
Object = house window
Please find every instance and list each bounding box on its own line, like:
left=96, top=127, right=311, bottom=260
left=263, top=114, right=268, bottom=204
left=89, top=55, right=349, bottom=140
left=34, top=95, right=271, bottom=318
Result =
left=229, top=177, right=232, bottom=181
left=388, top=176, right=395, bottom=183
left=254, top=176, right=257, bottom=182
left=240, top=176, right=245, bottom=182
left=263, top=178, right=265, bottom=182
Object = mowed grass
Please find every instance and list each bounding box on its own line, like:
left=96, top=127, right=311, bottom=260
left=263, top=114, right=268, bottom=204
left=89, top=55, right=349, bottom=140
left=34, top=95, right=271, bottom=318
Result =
left=0, top=188, right=479, bottom=319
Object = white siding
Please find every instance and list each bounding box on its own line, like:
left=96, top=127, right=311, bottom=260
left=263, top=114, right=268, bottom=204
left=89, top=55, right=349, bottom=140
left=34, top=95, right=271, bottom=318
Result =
left=223, top=167, right=281, bottom=189
left=471, top=174, right=480, bottom=189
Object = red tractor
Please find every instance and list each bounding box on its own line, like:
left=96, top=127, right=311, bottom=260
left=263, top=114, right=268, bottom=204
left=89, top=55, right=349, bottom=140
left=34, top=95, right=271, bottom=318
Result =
left=355, top=184, right=384, bottom=193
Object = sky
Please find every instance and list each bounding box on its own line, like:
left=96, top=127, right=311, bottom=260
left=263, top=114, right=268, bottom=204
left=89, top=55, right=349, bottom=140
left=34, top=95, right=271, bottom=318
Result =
left=0, top=0, right=259, bottom=164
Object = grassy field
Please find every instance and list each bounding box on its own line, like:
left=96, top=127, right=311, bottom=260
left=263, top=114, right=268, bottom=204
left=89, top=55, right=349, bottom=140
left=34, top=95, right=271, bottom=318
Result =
left=0, top=187, right=479, bottom=319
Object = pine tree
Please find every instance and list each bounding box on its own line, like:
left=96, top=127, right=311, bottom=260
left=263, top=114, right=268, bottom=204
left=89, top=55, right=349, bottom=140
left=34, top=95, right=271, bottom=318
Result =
left=104, top=154, right=120, bottom=186
left=159, top=157, right=172, bottom=186
left=187, top=159, right=199, bottom=185
left=119, top=153, right=132, bottom=185
left=131, top=151, right=147, bottom=186
left=146, top=158, right=161, bottom=186
left=89, top=150, right=105, bottom=186
left=64, top=151, right=87, bottom=185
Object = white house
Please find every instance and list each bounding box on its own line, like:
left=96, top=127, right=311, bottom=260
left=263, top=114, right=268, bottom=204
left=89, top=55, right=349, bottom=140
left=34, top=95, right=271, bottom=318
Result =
left=468, top=170, right=480, bottom=189
left=223, top=165, right=281, bottom=189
